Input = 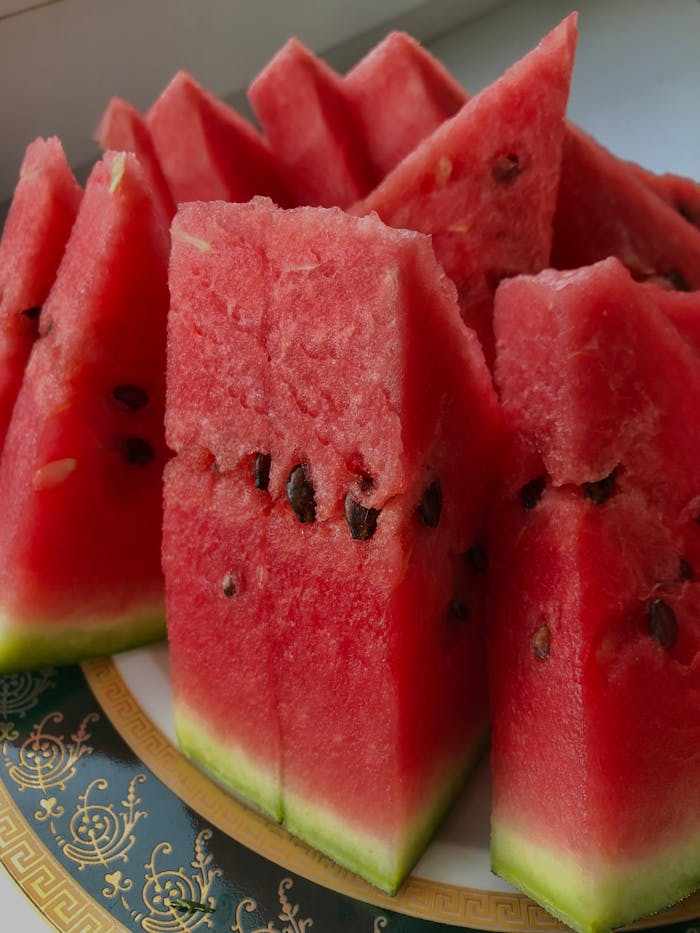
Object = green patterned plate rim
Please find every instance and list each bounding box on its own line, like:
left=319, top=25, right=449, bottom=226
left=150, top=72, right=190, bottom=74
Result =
left=0, top=662, right=698, bottom=933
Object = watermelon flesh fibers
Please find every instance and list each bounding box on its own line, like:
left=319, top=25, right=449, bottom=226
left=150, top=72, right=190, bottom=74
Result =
left=147, top=70, right=292, bottom=206
left=0, top=137, right=82, bottom=457
left=352, top=14, right=577, bottom=363
left=344, top=31, right=468, bottom=179
left=95, top=96, right=175, bottom=221
left=248, top=38, right=375, bottom=208
left=0, top=152, right=170, bottom=672
left=490, top=257, right=700, bottom=933
left=552, top=124, right=700, bottom=290
left=165, top=198, right=503, bottom=892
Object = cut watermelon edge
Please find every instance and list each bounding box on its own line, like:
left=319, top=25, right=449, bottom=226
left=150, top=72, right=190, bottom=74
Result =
left=0, top=603, right=165, bottom=674
left=282, top=735, right=486, bottom=895
left=174, top=702, right=282, bottom=823
left=491, top=818, right=700, bottom=933
left=176, top=697, right=487, bottom=895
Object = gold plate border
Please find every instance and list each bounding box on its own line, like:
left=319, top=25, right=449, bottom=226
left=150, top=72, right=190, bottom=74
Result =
left=0, top=777, right=129, bottom=933
left=83, top=656, right=700, bottom=932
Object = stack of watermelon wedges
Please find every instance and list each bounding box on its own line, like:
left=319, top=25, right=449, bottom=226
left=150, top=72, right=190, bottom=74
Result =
left=1, top=11, right=700, bottom=933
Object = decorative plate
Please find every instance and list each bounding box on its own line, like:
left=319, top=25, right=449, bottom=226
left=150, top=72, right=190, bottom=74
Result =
left=1, top=647, right=699, bottom=932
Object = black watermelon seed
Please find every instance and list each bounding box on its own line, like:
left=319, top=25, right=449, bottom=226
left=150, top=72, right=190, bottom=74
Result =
left=680, top=558, right=694, bottom=582
left=583, top=469, right=617, bottom=505
left=113, top=384, right=149, bottom=410
left=520, top=476, right=546, bottom=510
left=222, top=572, right=236, bottom=598
left=492, top=153, right=521, bottom=184
left=663, top=268, right=691, bottom=292
left=286, top=465, right=316, bottom=524
left=418, top=480, right=442, bottom=528
left=253, top=452, right=271, bottom=491
left=677, top=202, right=696, bottom=224
left=119, top=437, right=154, bottom=466
left=533, top=624, right=550, bottom=660
left=466, top=541, right=489, bottom=574
left=450, top=600, right=470, bottom=620
left=648, top=599, right=678, bottom=650
left=344, top=493, right=380, bottom=541
left=21, top=305, right=41, bottom=320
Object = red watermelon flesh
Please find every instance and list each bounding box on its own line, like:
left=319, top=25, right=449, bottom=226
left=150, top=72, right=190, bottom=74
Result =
left=344, top=31, right=468, bottom=179
left=625, top=159, right=700, bottom=230
left=166, top=197, right=503, bottom=892
left=552, top=124, right=700, bottom=291
left=147, top=70, right=292, bottom=206
left=95, top=96, right=175, bottom=221
left=248, top=38, right=375, bottom=208
left=352, top=14, right=577, bottom=364
left=489, top=257, right=700, bottom=933
left=0, top=152, right=170, bottom=673
left=0, top=137, right=81, bottom=456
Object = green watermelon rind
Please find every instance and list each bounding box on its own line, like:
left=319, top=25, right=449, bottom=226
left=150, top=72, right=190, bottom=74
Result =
left=0, top=604, right=165, bottom=674
left=178, top=701, right=485, bottom=894
left=282, top=739, right=484, bottom=895
left=492, top=820, right=700, bottom=933
left=175, top=703, right=282, bottom=823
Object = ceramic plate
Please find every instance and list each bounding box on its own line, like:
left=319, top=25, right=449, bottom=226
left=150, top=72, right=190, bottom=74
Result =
left=1, top=652, right=699, bottom=932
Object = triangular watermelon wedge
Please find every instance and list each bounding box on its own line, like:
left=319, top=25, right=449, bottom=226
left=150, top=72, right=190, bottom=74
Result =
left=624, top=159, right=700, bottom=230
left=344, top=31, right=468, bottom=179
left=352, top=14, right=577, bottom=362
left=0, top=137, right=82, bottom=457
left=95, top=96, right=175, bottom=221
left=0, top=151, right=170, bottom=672
left=490, top=257, right=700, bottom=933
left=552, top=124, right=700, bottom=290
left=248, top=38, right=375, bottom=208
left=147, top=70, right=292, bottom=206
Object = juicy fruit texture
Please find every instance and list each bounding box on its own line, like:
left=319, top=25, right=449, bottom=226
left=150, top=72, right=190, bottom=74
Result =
left=353, top=14, right=577, bottom=362
left=553, top=124, right=700, bottom=290
left=344, top=31, right=468, bottom=178
left=624, top=159, right=700, bottom=230
left=490, top=258, right=700, bottom=933
left=0, top=138, right=82, bottom=455
left=94, top=96, right=175, bottom=221
left=0, top=152, right=170, bottom=673
left=248, top=38, right=375, bottom=208
left=165, top=198, right=503, bottom=892
left=147, top=70, right=291, bottom=206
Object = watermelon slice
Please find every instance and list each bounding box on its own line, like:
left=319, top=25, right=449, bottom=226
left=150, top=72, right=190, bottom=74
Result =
left=552, top=124, right=700, bottom=290
left=0, top=138, right=82, bottom=456
left=352, top=15, right=577, bottom=362
left=147, top=70, right=291, bottom=206
left=344, top=31, right=468, bottom=178
left=489, top=257, right=700, bottom=933
left=248, top=38, right=375, bottom=208
left=94, top=96, right=175, bottom=220
left=0, top=151, right=170, bottom=673
left=165, top=197, right=503, bottom=892
left=625, top=159, right=700, bottom=230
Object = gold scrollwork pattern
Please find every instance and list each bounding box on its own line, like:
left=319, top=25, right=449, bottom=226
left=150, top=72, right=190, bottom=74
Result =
left=373, top=918, right=389, bottom=932
left=0, top=669, right=57, bottom=747
left=138, top=828, right=222, bottom=932
left=5, top=711, right=98, bottom=795
left=57, top=774, right=147, bottom=870
left=229, top=878, right=312, bottom=933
